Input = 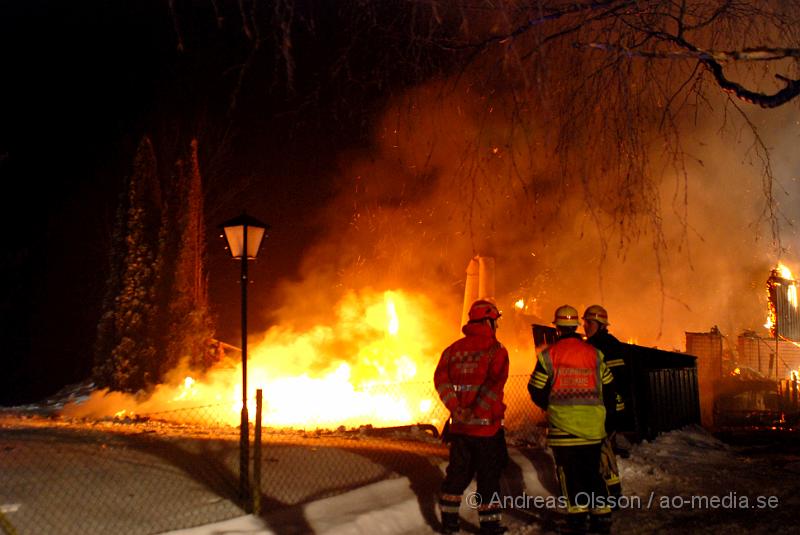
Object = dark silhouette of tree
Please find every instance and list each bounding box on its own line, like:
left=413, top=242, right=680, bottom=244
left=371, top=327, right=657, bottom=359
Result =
left=162, top=139, right=216, bottom=375
left=94, top=136, right=217, bottom=392
left=93, top=137, right=163, bottom=392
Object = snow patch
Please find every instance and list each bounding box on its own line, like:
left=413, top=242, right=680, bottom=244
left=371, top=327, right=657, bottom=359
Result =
left=159, top=514, right=275, bottom=534
left=305, top=478, right=430, bottom=534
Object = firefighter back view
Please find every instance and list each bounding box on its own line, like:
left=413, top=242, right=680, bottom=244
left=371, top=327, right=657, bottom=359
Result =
left=434, top=299, right=510, bottom=535
left=528, top=305, right=616, bottom=534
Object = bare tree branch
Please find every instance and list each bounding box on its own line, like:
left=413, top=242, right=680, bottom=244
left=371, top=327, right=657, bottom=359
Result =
left=704, top=61, right=800, bottom=108
left=580, top=42, right=800, bottom=107
left=580, top=43, right=800, bottom=62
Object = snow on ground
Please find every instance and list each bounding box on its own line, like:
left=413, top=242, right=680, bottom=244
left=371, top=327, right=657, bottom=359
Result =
left=606, top=427, right=800, bottom=535
left=162, top=425, right=800, bottom=535
left=4, top=384, right=799, bottom=535
left=162, top=478, right=433, bottom=535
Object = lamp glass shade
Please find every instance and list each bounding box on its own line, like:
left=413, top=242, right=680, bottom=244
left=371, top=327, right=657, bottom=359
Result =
left=223, top=224, right=266, bottom=259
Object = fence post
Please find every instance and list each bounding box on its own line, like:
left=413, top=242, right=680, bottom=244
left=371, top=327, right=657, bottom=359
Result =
left=253, top=389, right=263, bottom=516
left=240, top=408, right=250, bottom=511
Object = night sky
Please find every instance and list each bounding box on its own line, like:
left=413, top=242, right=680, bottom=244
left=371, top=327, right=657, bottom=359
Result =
left=3, top=2, right=799, bottom=405
left=0, top=1, right=418, bottom=404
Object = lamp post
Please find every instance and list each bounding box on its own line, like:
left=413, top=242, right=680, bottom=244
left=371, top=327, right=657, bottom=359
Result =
left=220, top=212, right=268, bottom=507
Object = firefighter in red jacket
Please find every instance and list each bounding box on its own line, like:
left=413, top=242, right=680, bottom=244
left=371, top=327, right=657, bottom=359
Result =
left=528, top=305, right=616, bottom=534
left=434, top=299, right=509, bottom=535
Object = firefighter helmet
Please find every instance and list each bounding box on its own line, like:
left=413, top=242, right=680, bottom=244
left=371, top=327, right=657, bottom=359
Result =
left=582, top=304, right=609, bottom=325
left=553, top=304, right=580, bottom=327
left=468, top=299, right=501, bottom=322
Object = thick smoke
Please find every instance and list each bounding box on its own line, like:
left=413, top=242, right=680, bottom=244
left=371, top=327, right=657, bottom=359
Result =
left=65, top=83, right=799, bottom=420
left=266, top=76, right=800, bottom=361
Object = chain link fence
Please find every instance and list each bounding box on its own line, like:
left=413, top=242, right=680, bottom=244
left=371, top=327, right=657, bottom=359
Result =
left=0, top=376, right=544, bottom=535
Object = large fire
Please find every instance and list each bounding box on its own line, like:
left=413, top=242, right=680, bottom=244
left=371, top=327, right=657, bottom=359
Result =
left=64, top=290, right=455, bottom=429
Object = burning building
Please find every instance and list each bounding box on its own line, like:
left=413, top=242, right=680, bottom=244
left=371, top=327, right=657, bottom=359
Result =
left=690, top=266, right=800, bottom=431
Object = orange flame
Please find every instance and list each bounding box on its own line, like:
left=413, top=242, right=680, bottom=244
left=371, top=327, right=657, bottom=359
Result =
left=172, top=377, right=196, bottom=401
left=65, top=290, right=453, bottom=429
left=245, top=290, right=446, bottom=428
left=778, top=263, right=798, bottom=309
left=778, top=263, right=795, bottom=281
left=765, top=263, right=797, bottom=334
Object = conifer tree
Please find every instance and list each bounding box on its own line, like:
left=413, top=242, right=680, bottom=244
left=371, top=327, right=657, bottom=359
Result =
left=92, top=179, right=128, bottom=388
left=94, top=135, right=218, bottom=392
left=162, top=139, right=217, bottom=376
left=93, top=136, right=163, bottom=392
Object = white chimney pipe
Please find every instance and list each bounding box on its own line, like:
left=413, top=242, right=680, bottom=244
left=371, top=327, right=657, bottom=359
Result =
left=461, top=255, right=496, bottom=330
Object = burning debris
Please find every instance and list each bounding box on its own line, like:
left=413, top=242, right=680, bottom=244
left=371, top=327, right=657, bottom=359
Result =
left=58, top=249, right=800, bottom=440
left=64, top=290, right=453, bottom=430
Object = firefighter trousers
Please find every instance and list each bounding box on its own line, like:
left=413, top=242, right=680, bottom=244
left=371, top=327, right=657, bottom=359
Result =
left=551, top=443, right=610, bottom=522
left=440, top=429, right=508, bottom=527
left=600, top=433, right=621, bottom=502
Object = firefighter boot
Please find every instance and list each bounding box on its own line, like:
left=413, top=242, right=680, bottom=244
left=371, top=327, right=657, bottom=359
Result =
left=588, top=513, right=612, bottom=534
left=440, top=512, right=460, bottom=534
left=558, top=512, right=589, bottom=534
left=478, top=505, right=506, bottom=534
left=479, top=519, right=508, bottom=535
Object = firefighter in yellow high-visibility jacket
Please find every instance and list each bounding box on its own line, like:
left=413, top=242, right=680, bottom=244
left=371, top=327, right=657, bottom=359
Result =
left=529, top=305, right=617, bottom=534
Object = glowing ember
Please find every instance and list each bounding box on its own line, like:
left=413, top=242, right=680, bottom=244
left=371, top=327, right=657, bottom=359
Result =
left=514, top=299, right=524, bottom=310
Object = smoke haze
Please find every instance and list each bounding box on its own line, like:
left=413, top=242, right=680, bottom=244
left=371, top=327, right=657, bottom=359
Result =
left=265, top=77, right=800, bottom=361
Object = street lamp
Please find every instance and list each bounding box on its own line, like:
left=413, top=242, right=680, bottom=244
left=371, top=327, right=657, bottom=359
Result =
left=220, top=212, right=269, bottom=507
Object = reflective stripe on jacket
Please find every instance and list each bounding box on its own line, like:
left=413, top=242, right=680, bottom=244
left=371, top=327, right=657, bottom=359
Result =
left=434, top=321, right=509, bottom=437
left=531, top=335, right=613, bottom=444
